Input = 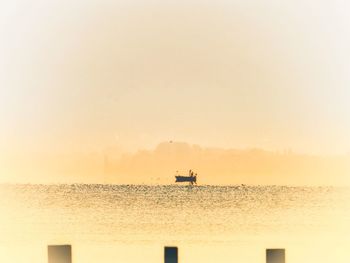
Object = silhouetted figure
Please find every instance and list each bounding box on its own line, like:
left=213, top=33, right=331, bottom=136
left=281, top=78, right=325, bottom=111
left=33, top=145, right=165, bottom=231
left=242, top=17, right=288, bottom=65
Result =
left=48, top=245, right=71, bottom=263
left=164, top=247, right=178, bottom=263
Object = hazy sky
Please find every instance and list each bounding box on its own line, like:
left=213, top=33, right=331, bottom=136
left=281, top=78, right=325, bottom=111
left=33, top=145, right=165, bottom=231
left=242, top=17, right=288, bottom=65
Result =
left=1, top=0, right=350, bottom=155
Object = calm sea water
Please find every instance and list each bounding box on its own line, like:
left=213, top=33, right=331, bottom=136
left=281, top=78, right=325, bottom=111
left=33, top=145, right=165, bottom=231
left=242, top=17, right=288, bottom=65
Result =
left=0, top=184, right=349, bottom=263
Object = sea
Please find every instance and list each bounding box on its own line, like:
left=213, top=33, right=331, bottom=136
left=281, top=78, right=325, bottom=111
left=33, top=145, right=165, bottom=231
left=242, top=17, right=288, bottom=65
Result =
left=0, top=184, right=349, bottom=263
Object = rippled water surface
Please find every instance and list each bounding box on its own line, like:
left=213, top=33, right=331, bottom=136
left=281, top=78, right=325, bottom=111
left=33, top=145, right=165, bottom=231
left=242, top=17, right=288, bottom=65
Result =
left=0, top=184, right=349, bottom=263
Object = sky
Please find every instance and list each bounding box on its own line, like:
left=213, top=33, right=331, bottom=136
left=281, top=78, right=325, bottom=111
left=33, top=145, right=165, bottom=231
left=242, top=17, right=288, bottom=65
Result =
left=1, top=0, right=350, bottom=183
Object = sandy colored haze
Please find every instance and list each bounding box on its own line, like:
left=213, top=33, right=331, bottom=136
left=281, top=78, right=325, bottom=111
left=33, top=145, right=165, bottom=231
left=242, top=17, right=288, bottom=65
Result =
left=1, top=141, right=350, bottom=186
left=1, top=0, right=350, bottom=184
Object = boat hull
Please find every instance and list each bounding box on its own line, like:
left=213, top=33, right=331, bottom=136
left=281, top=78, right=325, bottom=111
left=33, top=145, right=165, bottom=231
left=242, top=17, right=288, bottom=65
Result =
left=175, top=176, right=197, bottom=184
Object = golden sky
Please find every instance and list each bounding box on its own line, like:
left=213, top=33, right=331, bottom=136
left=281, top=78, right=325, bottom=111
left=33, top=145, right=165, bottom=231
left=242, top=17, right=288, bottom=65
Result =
left=1, top=0, right=350, bottom=183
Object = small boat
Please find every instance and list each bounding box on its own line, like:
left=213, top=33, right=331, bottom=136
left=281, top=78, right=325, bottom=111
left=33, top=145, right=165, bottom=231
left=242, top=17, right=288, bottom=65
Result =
left=175, top=170, right=197, bottom=185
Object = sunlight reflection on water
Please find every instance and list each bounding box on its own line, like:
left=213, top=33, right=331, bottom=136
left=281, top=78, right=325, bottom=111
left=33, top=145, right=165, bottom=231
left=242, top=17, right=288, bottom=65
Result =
left=0, top=184, right=349, bottom=263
